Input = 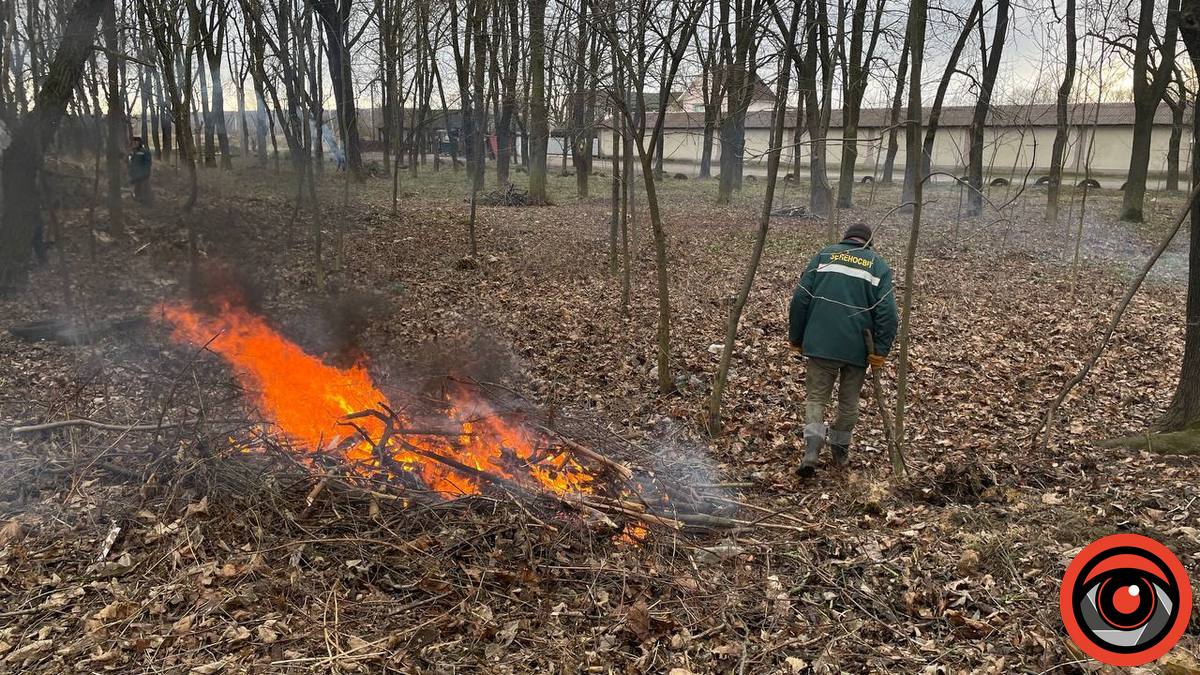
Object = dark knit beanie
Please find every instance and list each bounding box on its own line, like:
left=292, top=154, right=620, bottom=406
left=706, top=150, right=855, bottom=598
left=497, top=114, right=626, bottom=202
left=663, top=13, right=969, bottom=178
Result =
left=843, top=223, right=873, bottom=244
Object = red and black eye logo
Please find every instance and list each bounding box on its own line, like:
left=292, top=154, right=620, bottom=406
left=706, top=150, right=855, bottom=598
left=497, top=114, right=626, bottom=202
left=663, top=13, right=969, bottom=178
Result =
left=1060, top=533, right=1192, bottom=667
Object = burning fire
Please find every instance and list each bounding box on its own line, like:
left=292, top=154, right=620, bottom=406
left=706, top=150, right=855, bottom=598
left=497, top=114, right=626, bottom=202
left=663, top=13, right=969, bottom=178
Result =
left=157, top=299, right=593, bottom=497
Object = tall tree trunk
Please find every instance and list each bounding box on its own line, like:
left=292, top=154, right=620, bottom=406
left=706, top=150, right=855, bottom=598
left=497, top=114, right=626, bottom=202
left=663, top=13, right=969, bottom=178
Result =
left=835, top=0, right=883, bottom=207
left=1120, top=0, right=1180, bottom=222
left=803, top=0, right=832, bottom=217
left=653, top=47, right=668, bottom=180
left=698, top=9, right=720, bottom=180
left=1046, top=0, right=1077, bottom=223
left=0, top=0, right=105, bottom=289
left=140, top=64, right=150, bottom=145
left=1161, top=0, right=1200, bottom=430
left=253, top=88, right=268, bottom=167
left=209, top=60, right=231, bottom=169
left=716, top=0, right=757, bottom=204
left=528, top=0, right=549, bottom=204
left=881, top=34, right=908, bottom=184
left=791, top=93, right=804, bottom=181
left=103, top=0, right=123, bottom=235
left=911, top=0, right=979, bottom=207
left=965, top=0, right=1010, bottom=217
left=156, top=66, right=171, bottom=161
left=1165, top=88, right=1185, bottom=192
left=700, top=102, right=717, bottom=178
left=311, top=28, right=325, bottom=176
left=570, top=0, right=590, bottom=196
left=198, top=57, right=215, bottom=167
left=709, top=0, right=800, bottom=433
left=470, top=0, right=487, bottom=191
left=310, top=0, right=364, bottom=179
left=209, top=62, right=230, bottom=169
left=892, top=0, right=927, bottom=458
left=496, top=0, right=519, bottom=185
left=378, top=0, right=391, bottom=178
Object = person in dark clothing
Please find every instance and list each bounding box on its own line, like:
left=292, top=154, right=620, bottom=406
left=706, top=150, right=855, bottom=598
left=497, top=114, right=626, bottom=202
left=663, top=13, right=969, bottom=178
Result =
left=128, top=136, right=152, bottom=204
left=788, top=223, right=898, bottom=476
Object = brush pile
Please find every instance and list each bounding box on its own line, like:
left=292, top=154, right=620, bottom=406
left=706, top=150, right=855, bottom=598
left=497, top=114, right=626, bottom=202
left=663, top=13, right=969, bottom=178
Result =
left=477, top=184, right=530, bottom=206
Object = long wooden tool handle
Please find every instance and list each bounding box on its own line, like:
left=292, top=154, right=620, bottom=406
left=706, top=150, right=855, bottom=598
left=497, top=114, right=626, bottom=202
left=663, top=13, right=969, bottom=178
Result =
left=864, top=330, right=907, bottom=476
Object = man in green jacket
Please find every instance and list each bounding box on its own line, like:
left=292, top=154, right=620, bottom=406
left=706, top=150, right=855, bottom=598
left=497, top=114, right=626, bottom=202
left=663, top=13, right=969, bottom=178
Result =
left=788, top=223, right=898, bottom=476
left=128, top=136, right=152, bottom=204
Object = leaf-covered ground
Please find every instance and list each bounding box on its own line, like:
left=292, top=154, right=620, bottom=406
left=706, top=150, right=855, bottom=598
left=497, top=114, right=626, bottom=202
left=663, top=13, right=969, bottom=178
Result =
left=0, top=162, right=1197, bottom=673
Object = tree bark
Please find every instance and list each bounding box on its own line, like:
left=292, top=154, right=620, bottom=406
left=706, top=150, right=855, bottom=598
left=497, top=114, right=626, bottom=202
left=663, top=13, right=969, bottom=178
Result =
left=202, top=0, right=232, bottom=171
left=528, top=0, right=549, bottom=204
left=1046, top=0, right=1077, bottom=224
left=1120, top=0, right=1180, bottom=222
left=0, top=0, right=105, bottom=290
left=802, top=0, right=832, bottom=217
left=198, top=52, right=215, bottom=167
left=103, top=0, right=123, bottom=234
left=880, top=33, right=908, bottom=184
left=965, top=0, right=1010, bottom=217
left=892, top=0, right=927, bottom=457
left=709, top=0, right=800, bottom=433
left=716, top=0, right=759, bottom=204
left=496, top=0, right=520, bottom=185
left=309, top=0, right=364, bottom=179
left=911, top=0, right=979, bottom=206
left=835, top=0, right=883, bottom=207
left=1163, top=74, right=1186, bottom=193
left=1161, top=0, right=1200, bottom=430
left=470, top=0, right=487, bottom=191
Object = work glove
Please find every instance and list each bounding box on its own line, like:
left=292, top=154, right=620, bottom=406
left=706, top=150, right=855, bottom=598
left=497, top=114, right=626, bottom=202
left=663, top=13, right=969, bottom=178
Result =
left=868, top=354, right=886, bottom=368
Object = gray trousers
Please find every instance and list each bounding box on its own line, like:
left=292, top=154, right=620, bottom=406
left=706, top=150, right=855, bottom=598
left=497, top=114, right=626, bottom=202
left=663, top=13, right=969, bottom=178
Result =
left=804, top=357, right=868, bottom=447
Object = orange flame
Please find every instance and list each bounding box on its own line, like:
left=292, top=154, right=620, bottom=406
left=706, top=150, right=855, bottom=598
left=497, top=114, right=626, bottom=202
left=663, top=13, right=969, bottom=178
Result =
left=157, top=300, right=593, bottom=497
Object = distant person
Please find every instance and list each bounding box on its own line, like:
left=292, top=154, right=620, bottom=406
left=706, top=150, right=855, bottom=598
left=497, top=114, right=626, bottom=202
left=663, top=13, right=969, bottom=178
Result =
left=320, top=123, right=345, bottom=171
left=788, top=223, right=898, bottom=476
left=128, top=136, right=152, bottom=204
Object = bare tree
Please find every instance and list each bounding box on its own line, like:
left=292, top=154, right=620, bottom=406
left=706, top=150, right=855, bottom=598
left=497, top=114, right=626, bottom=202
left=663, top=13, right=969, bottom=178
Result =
left=965, top=0, right=1010, bottom=218
left=880, top=32, right=907, bottom=184
left=908, top=0, right=980, bottom=209
left=709, top=0, right=801, bottom=433
left=592, top=0, right=706, bottom=393
left=715, top=0, right=762, bottom=204
left=196, top=0, right=232, bottom=169
left=497, top=0, right=522, bottom=185
left=1161, top=0, right=1200, bottom=431
left=1046, top=0, right=1077, bottom=223
left=834, top=0, right=885, bottom=207
left=147, top=0, right=202, bottom=211
left=0, top=0, right=106, bottom=289
left=529, top=0, right=550, bottom=203
left=103, top=0, right=124, bottom=234
left=800, top=0, right=833, bottom=217
left=1116, top=0, right=1179, bottom=222
left=892, top=0, right=926, bottom=453
left=309, top=0, right=365, bottom=178
left=695, top=4, right=724, bottom=179
left=1162, top=64, right=1189, bottom=193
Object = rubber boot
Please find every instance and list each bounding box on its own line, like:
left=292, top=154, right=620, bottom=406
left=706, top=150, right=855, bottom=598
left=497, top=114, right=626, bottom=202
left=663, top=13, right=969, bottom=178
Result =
left=829, top=429, right=852, bottom=468
left=831, top=444, right=850, bottom=467
left=799, top=434, right=823, bottom=477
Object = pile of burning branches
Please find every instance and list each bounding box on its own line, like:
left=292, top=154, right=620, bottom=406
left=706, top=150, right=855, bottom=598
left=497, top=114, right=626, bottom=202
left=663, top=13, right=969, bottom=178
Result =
left=327, top=404, right=744, bottom=534
left=150, top=297, right=788, bottom=536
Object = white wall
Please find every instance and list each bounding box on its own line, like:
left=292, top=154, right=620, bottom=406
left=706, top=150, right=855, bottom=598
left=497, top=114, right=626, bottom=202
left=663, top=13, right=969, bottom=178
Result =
left=597, top=122, right=1191, bottom=183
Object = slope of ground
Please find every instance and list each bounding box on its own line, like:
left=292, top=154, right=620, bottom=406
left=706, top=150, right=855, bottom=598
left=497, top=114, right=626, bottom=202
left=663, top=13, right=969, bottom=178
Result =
left=0, top=162, right=1196, bottom=673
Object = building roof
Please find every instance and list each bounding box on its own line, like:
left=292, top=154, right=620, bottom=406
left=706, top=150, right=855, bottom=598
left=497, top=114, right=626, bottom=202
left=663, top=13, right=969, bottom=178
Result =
left=610, top=101, right=1187, bottom=131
